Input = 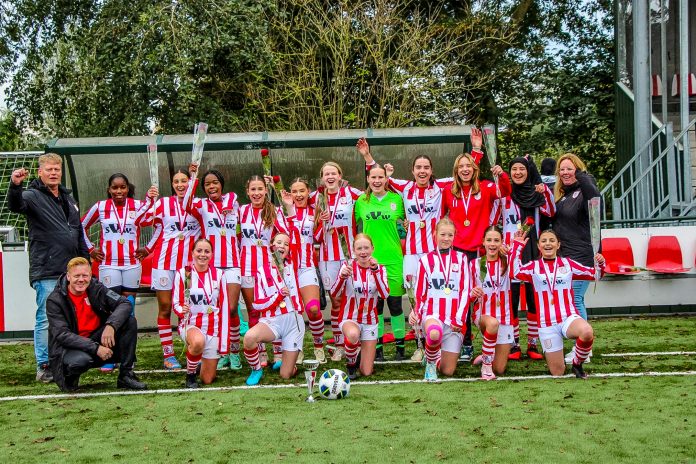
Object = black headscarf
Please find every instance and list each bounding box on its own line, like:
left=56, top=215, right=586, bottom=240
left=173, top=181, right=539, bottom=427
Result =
left=509, top=156, right=545, bottom=263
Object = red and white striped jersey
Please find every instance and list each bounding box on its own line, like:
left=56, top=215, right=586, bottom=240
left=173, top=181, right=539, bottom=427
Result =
left=184, top=179, right=240, bottom=269
left=387, top=177, right=452, bottom=255
left=239, top=204, right=293, bottom=276
left=172, top=265, right=230, bottom=354
left=82, top=198, right=153, bottom=268
left=330, top=261, right=389, bottom=325
left=253, top=258, right=304, bottom=318
left=414, top=249, right=470, bottom=328
left=490, top=185, right=556, bottom=246
left=513, top=246, right=602, bottom=327
left=290, top=206, right=317, bottom=268
left=310, top=186, right=363, bottom=262
left=146, top=196, right=201, bottom=271
left=470, top=256, right=514, bottom=325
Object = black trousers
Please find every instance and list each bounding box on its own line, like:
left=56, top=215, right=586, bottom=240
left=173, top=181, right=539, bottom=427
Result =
left=63, top=317, right=138, bottom=379
left=510, top=281, right=537, bottom=319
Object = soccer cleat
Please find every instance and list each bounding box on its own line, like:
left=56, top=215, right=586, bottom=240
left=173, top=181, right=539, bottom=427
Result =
left=508, top=345, right=522, bottom=360
left=100, top=363, right=115, bottom=373
left=259, top=351, right=269, bottom=368
left=424, top=362, right=439, bottom=382
left=185, top=373, right=199, bottom=389
left=571, top=362, right=588, bottom=379
left=347, top=363, right=359, bottom=381
left=36, top=364, right=53, bottom=383
left=314, top=348, right=326, bottom=364
left=117, top=373, right=147, bottom=390
left=459, top=345, right=474, bottom=363
left=374, top=347, right=385, bottom=362
left=526, top=344, right=544, bottom=360
left=331, top=347, right=345, bottom=362
left=272, top=360, right=282, bottom=371
left=481, top=363, right=496, bottom=381
left=229, top=353, right=243, bottom=370
left=217, top=354, right=231, bottom=369
left=472, top=355, right=483, bottom=366
left=62, top=374, right=79, bottom=392
left=245, top=368, right=264, bottom=386
left=163, top=356, right=182, bottom=370
left=410, top=348, right=424, bottom=363
left=393, top=346, right=406, bottom=361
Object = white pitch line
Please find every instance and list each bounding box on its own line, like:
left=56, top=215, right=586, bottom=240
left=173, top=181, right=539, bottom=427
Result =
left=1, top=370, right=695, bottom=402
left=600, top=351, right=696, bottom=357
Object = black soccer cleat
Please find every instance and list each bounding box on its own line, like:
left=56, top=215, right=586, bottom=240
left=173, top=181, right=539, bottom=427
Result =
left=393, top=346, right=406, bottom=361
left=571, top=362, right=588, bottom=379
left=347, top=363, right=359, bottom=381
left=185, top=373, right=199, bottom=389
left=375, top=347, right=385, bottom=362
left=117, top=373, right=148, bottom=390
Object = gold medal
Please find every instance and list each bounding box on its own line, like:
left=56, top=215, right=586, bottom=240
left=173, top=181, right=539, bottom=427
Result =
left=550, top=297, right=555, bottom=306
left=444, top=287, right=452, bottom=295
left=496, top=300, right=500, bottom=308
left=118, top=237, right=125, bottom=245
left=419, top=221, right=425, bottom=229
left=206, top=306, right=213, bottom=314
left=279, top=301, right=286, bottom=308
left=257, top=239, right=264, bottom=246
left=463, top=219, right=471, bottom=227
left=220, top=229, right=226, bottom=236
left=178, top=233, right=185, bottom=241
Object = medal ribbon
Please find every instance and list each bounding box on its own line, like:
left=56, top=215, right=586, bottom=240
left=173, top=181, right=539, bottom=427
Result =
left=413, top=185, right=427, bottom=225
left=111, top=199, right=130, bottom=235
left=328, top=188, right=343, bottom=229
left=193, top=268, right=214, bottom=306
left=541, top=258, right=560, bottom=302
left=461, top=187, right=472, bottom=222
left=210, top=198, right=226, bottom=234
left=435, top=250, right=453, bottom=293
left=251, top=207, right=265, bottom=243
left=174, top=197, right=189, bottom=234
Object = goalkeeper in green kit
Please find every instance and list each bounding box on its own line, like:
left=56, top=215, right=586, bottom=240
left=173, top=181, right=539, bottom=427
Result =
left=354, top=164, right=407, bottom=360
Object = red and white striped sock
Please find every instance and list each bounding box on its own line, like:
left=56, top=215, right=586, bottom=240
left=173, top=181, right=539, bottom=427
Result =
left=512, top=317, right=520, bottom=345
left=344, top=338, right=361, bottom=365
left=229, top=312, right=241, bottom=355
left=481, top=329, right=497, bottom=365
left=331, top=312, right=343, bottom=347
left=425, top=340, right=441, bottom=365
left=244, top=347, right=261, bottom=370
left=527, top=313, right=539, bottom=345
left=573, top=338, right=593, bottom=365
left=157, top=317, right=174, bottom=357
left=272, top=340, right=283, bottom=358
left=186, top=351, right=202, bottom=374
left=307, top=309, right=325, bottom=348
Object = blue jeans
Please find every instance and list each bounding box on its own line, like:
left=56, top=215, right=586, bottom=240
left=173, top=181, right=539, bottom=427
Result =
left=31, top=279, right=58, bottom=369
left=572, top=280, right=590, bottom=320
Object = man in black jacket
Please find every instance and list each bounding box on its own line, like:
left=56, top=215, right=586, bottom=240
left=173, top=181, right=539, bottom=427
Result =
left=47, top=257, right=146, bottom=392
left=8, top=153, right=90, bottom=382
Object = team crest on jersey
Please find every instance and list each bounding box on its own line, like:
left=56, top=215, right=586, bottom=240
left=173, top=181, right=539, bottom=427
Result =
left=84, top=297, right=91, bottom=306
left=128, top=211, right=136, bottom=219
left=451, top=263, right=460, bottom=272
left=572, top=191, right=580, bottom=199
left=474, top=193, right=481, bottom=200
left=559, top=267, right=568, bottom=273
left=428, top=189, right=436, bottom=198
left=340, top=197, right=349, bottom=204
left=390, top=203, right=396, bottom=211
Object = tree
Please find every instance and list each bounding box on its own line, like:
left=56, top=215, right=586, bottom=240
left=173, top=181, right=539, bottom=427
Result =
left=0, top=110, right=21, bottom=151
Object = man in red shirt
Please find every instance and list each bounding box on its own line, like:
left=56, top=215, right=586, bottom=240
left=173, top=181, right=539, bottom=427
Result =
left=46, top=257, right=146, bottom=392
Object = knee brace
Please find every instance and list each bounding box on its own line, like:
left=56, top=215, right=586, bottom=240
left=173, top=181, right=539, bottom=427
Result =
left=425, top=324, right=443, bottom=346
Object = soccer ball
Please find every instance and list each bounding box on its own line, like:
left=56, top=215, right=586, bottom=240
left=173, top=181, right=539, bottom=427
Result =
left=317, top=369, right=350, bottom=400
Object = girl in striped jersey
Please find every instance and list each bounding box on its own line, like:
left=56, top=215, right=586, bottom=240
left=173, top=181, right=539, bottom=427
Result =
left=145, top=168, right=201, bottom=369
left=330, top=234, right=389, bottom=380
left=172, top=238, right=230, bottom=389
left=313, top=162, right=363, bottom=361
left=288, top=178, right=326, bottom=363
left=243, top=233, right=305, bottom=386
left=409, top=218, right=471, bottom=382
left=490, top=156, right=556, bottom=361
left=512, top=229, right=605, bottom=379
left=469, top=227, right=517, bottom=380
left=239, top=176, right=295, bottom=368
left=183, top=168, right=243, bottom=371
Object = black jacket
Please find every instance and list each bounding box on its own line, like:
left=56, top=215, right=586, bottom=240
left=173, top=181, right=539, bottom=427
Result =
left=553, top=171, right=601, bottom=267
left=46, top=274, right=132, bottom=391
left=7, top=178, right=90, bottom=283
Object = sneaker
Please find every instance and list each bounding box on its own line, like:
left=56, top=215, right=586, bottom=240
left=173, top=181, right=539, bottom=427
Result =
left=245, top=368, right=263, bottom=386
left=229, top=353, right=243, bottom=370
left=314, top=348, right=326, bottom=364
left=508, top=345, right=522, bottom=360
left=459, top=345, right=474, bottom=363
left=164, top=356, right=182, bottom=370
left=526, top=344, right=544, bottom=360
left=393, top=346, right=406, bottom=361
left=472, top=355, right=483, bottom=366
left=481, top=363, right=496, bottom=381
left=424, top=362, right=439, bottom=382
left=185, top=373, right=199, bottom=389
left=571, top=362, right=588, bottom=379
left=272, top=360, right=282, bottom=371
left=375, top=347, right=385, bottom=362
left=62, top=374, right=79, bottom=392
left=36, top=364, right=53, bottom=383
left=410, top=348, right=424, bottom=363
left=259, top=351, right=269, bottom=368
left=331, top=347, right=345, bottom=362
left=347, top=363, right=359, bottom=381
left=100, top=363, right=115, bottom=373
left=117, top=373, right=148, bottom=390
left=296, top=350, right=304, bottom=365
left=217, top=354, right=231, bottom=370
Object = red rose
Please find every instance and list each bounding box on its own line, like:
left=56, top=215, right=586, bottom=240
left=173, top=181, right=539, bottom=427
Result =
left=273, top=175, right=281, bottom=183
left=524, top=216, right=535, bottom=227
left=260, top=148, right=269, bottom=157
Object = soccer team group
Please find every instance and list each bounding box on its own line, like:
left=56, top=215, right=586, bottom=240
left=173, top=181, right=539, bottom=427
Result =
left=12, top=128, right=608, bottom=391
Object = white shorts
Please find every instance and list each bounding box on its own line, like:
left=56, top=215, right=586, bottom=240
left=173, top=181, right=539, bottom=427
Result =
left=100, top=265, right=141, bottom=291
left=338, top=320, right=378, bottom=341
left=319, top=260, right=341, bottom=289
left=423, top=318, right=463, bottom=354
left=472, top=313, right=514, bottom=346
left=538, top=314, right=583, bottom=353
left=403, top=254, right=423, bottom=288
left=178, top=326, right=220, bottom=359
left=259, top=312, right=305, bottom=352
left=222, top=267, right=241, bottom=286
left=241, top=275, right=255, bottom=289
left=298, top=267, right=320, bottom=288
left=151, top=269, right=176, bottom=291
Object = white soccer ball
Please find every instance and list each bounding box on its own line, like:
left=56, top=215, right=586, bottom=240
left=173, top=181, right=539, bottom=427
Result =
left=317, top=369, right=350, bottom=400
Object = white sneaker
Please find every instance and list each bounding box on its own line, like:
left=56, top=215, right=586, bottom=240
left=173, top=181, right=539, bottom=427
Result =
left=314, top=348, right=326, bottom=364
left=331, top=347, right=345, bottom=362
left=410, top=348, right=424, bottom=363
left=424, top=362, right=439, bottom=382
left=564, top=347, right=575, bottom=364
left=481, top=363, right=496, bottom=380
